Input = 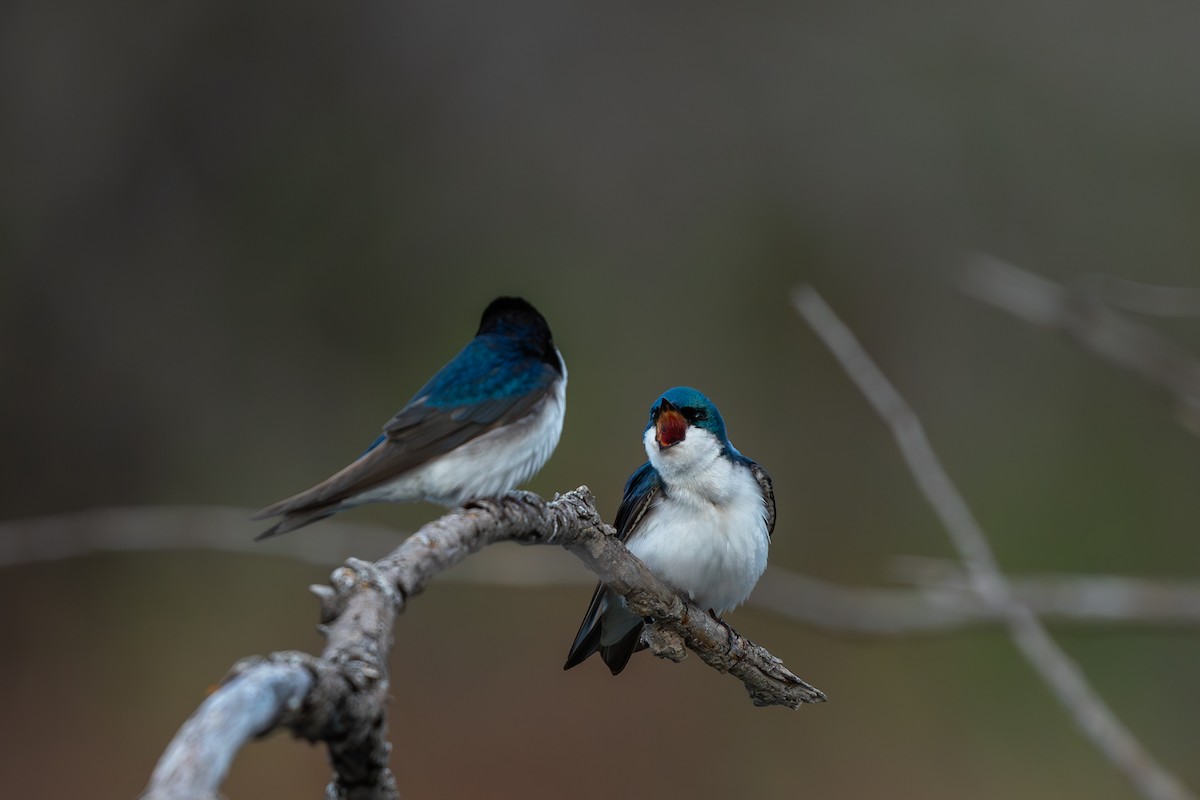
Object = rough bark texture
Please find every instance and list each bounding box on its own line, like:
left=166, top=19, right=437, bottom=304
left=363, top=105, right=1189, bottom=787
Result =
left=145, top=659, right=314, bottom=800
left=143, top=487, right=824, bottom=800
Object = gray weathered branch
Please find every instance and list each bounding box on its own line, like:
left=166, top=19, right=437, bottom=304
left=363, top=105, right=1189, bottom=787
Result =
left=795, top=285, right=1196, bottom=800
left=144, top=656, right=316, bottom=800
left=142, top=488, right=824, bottom=800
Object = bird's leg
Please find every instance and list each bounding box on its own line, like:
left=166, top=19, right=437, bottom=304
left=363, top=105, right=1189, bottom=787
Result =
left=465, top=490, right=542, bottom=514
left=504, top=489, right=544, bottom=506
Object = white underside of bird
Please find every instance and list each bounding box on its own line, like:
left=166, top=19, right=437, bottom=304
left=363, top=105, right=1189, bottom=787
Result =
left=627, top=425, right=770, bottom=615
left=353, top=357, right=566, bottom=508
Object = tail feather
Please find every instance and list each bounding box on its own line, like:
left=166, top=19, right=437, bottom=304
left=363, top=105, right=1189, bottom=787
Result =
left=250, top=483, right=334, bottom=522
left=253, top=506, right=339, bottom=541
left=250, top=442, right=395, bottom=530
left=600, top=622, right=644, bottom=676
left=563, top=583, right=645, bottom=675
left=251, top=466, right=365, bottom=540
left=564, top=583, right=607, bottom=670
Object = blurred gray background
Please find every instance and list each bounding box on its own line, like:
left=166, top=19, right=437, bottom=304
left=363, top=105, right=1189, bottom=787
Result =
left=3, top=1, right=1199, bottom=797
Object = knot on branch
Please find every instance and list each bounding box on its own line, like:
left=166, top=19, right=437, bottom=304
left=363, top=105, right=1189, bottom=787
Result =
left=487, top=485, right=609, bottom=547
left=219, top=651, right=350, bottom=739
left=312, top=557, right=404, bottom=627
left=624, top=587, right=686, bottom=621
left=550, top=486, right=604, bottom=528
left=226, top=651, right=387, bottom=750
left=644, top=624, right=687, bottom=662
left=339, top=558, right=402, bottom=606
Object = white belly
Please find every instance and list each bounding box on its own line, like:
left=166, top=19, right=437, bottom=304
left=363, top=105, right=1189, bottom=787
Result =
left=626, top=464, right=770, bottom=615
left=356, top=371, right=566, bottom=507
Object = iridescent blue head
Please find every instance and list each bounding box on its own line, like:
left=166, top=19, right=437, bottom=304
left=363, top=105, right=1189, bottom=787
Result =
left=476, top=296, right=562, bottom=374
left=646, top=386, right=730, bottom=451
left=478, top=296, right=550, bottom=338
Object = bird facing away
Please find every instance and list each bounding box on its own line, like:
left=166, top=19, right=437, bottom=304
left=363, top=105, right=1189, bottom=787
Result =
left=253, top=297, right=566, bottom=540
left=564, top=386, right=774, bottom=675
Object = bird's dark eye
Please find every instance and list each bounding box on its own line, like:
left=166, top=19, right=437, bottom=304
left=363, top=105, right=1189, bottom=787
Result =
left=683, top=407, right=707, bottom=423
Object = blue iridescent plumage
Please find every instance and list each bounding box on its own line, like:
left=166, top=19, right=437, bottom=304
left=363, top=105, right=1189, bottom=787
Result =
left=564, top=387, right=774, bottom=675
left=254, top=297, right=567, bottom=539
left=414, top=329, right=558, bottom=409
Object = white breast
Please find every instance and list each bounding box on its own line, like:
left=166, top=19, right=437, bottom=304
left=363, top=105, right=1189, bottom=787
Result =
left=358, top=353, right=567, bottom=506
left=627, top=427, right=770, bottom=615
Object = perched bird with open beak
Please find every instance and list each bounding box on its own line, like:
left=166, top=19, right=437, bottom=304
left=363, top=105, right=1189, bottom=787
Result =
left=564, top=386, right=774, bottom=674
left=253, top=297, right=566, bottom=539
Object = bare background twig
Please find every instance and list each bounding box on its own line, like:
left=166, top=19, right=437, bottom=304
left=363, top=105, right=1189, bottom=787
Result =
left=961, top=255, right=1200, bottom=435
left=6, top=509, right=1200, bottom=634
left=795, top=285, right=1197, bottom=800
left=1079, top=275, right=1200, bottom=318
left=759, top=561, right=1200, bottom=634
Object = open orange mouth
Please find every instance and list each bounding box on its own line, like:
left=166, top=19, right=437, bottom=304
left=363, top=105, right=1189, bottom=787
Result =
left=655, top=408, right=687, bottom=449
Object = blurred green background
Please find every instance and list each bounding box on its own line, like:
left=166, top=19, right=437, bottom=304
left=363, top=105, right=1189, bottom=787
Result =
left=3, top=1, right=1200, bottom=797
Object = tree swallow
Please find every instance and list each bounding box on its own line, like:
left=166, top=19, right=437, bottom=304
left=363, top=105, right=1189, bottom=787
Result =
left=564, top=386, right=774, bottom=675
left=253, top=297, right=567, bottom=540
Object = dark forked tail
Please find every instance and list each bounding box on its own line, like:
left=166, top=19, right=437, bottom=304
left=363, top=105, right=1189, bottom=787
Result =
left=563, top=583, right=644, bottom=675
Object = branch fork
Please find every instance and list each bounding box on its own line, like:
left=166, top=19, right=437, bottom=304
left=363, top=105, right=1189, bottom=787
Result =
left=144, top=487, right=823, bottom=800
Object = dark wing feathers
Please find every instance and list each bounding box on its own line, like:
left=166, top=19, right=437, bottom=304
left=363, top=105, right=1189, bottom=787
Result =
left=748, top=460, right=776, bottom=537
left=252, top=365, right=557, bottom=538
left=562, top=583, right=606, bottom=671
left=611, top=462, right=662, bottom=542
left=563, top=462, right=662, bottom=673
left=600, top=621, right=644, bottom=676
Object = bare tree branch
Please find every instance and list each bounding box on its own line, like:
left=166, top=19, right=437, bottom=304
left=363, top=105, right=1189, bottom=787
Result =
left=961, top=254, right=1200, bottom=434
left=143, top=488, right=824, bottom=800
left=143, top=656, right=316, bottom=800
left=1079, top=274, right=1200, bottom=318
left=794, top=285, right=1196, bottom=800
left=887, top=557, right=1200, bottom=628
left=755, top=563, right=1200, bottom=635
left=0, top=505, right=404, bottom=570
left=7, top=508, right=1200, bottom=634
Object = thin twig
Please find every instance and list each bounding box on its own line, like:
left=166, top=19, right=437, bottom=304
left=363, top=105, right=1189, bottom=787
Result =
left=143, top=489, right=824, bottom=800
left=795, top=285, right=1195, bottom=800
left=6, top=509, right=1200, bottom=632
left=961, top=254, right=1200, bottom=435
left=1079, top=274, right=1200, bottom=318
left=887, top=556, right=1200, bottom=629
left=0, top=505, right=405, bottom=570
left=755, top=564, right=1200, bottom=634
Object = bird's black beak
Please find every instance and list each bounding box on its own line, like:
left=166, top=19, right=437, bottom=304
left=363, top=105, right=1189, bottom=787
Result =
left=654, top=398, right=686, bottom=449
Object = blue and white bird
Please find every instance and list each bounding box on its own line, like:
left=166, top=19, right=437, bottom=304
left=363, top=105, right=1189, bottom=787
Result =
left=253, top=296, right=566, bottom=540
left=564, top=386, right=774, bottom=675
